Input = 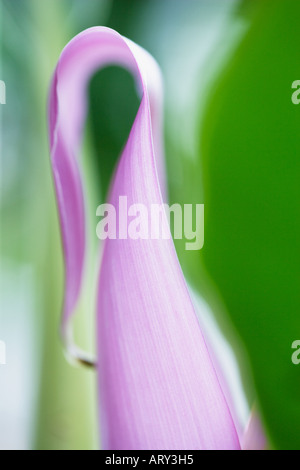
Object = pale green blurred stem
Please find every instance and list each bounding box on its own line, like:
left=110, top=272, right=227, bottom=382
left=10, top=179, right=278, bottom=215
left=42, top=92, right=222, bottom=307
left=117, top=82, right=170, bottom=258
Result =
left=28, top=0, right=97, bottom=450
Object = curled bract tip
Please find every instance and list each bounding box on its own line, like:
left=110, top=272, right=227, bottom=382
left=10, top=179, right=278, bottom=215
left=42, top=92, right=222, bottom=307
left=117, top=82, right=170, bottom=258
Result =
left=48, top=26, right=240, bottom=450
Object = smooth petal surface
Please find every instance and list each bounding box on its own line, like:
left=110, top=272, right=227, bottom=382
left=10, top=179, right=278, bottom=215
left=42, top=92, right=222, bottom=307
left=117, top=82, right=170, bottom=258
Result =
left=242, top=412, right=267, bottom=451
left=49, top=27, right=240, bottom=450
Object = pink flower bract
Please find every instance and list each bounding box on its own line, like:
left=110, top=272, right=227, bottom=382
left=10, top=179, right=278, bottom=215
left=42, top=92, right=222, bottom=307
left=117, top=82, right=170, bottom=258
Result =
left=48, top=26, right=240, bottom=450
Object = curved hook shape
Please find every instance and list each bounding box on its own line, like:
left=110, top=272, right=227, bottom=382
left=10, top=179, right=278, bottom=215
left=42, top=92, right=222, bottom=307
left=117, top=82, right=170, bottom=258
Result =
left=48, top=27, right=240, bottom=450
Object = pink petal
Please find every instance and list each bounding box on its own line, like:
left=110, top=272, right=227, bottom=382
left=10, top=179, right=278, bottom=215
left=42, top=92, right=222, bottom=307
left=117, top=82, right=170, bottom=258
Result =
left=242, top=411, right=267, bottom=451
left=48, top=26, right=240, bottom=450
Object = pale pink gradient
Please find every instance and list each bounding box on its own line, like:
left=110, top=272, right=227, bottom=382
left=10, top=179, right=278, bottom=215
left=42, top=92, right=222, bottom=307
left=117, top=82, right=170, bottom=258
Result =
left=48, top=27, right=240, bottom=450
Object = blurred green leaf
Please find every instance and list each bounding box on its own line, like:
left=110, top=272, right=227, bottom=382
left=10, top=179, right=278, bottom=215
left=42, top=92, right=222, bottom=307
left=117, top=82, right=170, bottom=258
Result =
left=201, top=0, right=300, bottom=449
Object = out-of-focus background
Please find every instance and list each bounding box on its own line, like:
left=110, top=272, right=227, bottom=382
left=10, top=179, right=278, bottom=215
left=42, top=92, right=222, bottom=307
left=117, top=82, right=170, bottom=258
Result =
left=0, top=0, right=299, bottom=450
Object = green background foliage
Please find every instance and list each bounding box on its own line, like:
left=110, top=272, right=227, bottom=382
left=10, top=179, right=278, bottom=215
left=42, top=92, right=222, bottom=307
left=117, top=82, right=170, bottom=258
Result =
left=0, top=0, right=299, bottom=449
